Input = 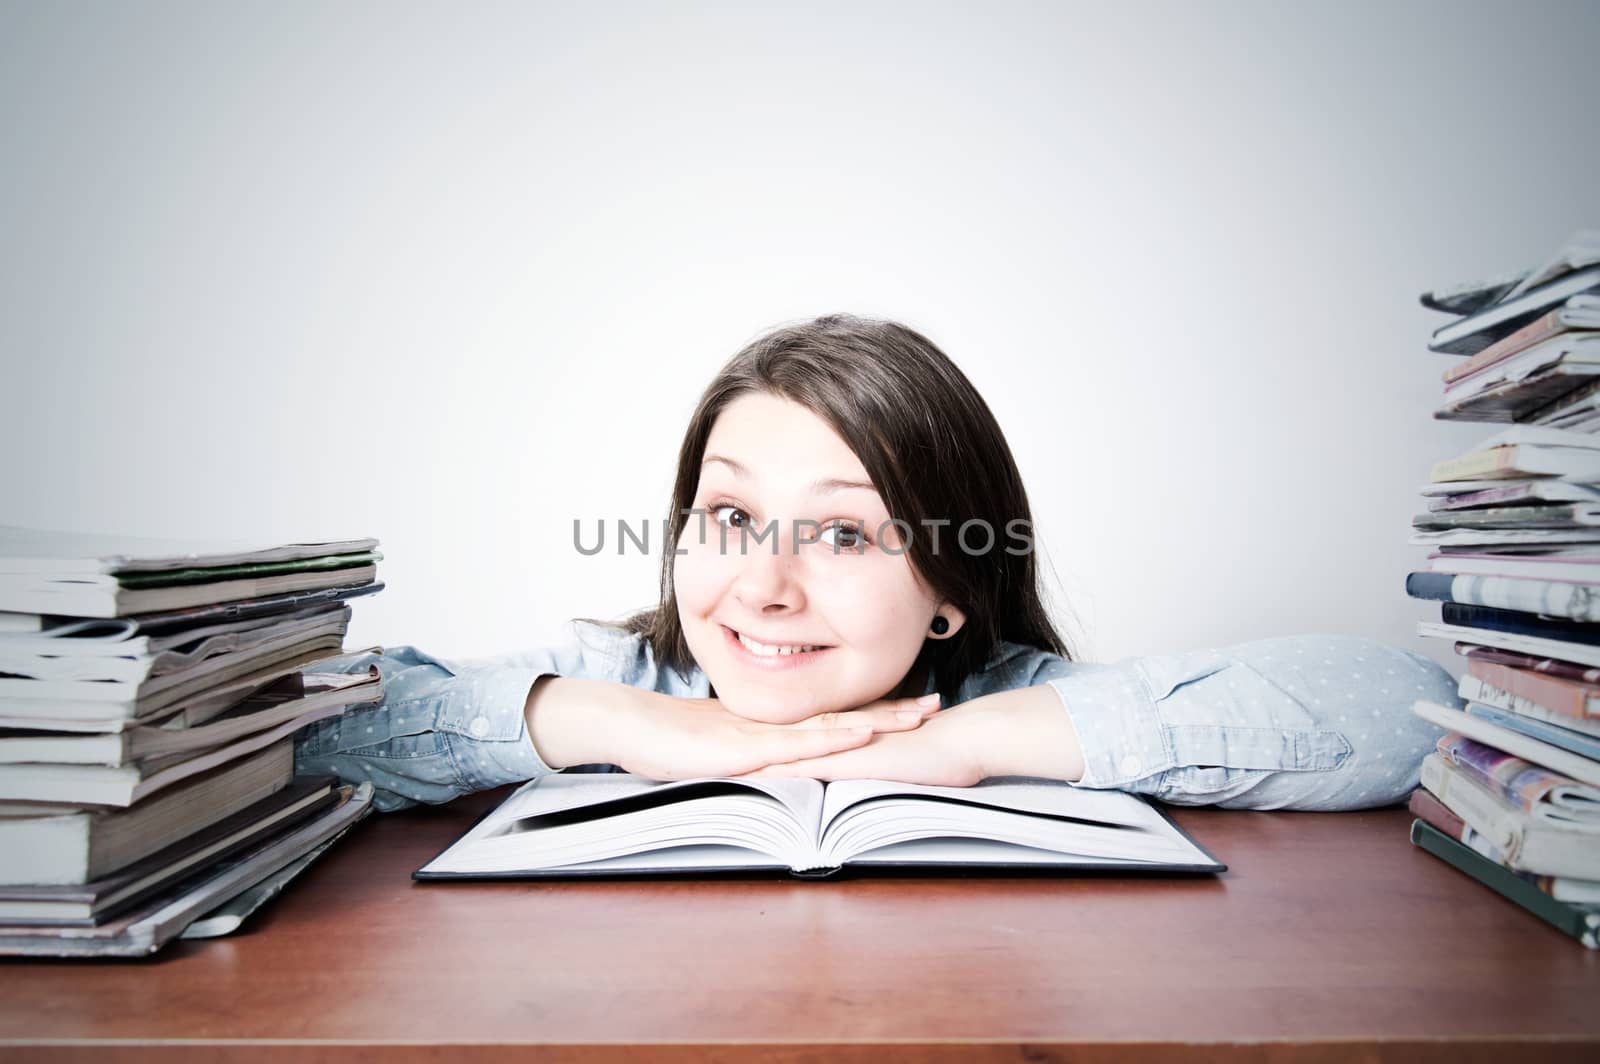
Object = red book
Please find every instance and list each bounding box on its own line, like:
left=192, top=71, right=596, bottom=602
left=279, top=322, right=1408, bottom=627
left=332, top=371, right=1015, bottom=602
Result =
left=1467, top=659, right=1600, bottom=721
left=1408, top=787, right=1466, bottom=840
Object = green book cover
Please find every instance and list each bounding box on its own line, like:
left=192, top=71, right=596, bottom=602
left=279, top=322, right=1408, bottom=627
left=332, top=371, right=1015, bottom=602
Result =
left=115, top=552, right=381, bottom=590
left=1410, top=818, right=1599, bottom=949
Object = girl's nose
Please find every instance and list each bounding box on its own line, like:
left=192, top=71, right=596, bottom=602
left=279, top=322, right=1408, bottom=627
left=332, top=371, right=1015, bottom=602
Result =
left=731, top=526, right=804, bottom=612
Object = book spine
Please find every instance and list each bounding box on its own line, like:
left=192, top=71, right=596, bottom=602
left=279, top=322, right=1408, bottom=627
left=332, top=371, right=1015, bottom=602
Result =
left=1409, top=819, right=1598, bottom=949
left=1408, top=786, right=1467, bottom=839
left=1467, top=660, right=1597, bottom=721
left=1442, top=602, right=1600, bottom=648
left=1416, top=572, right=1600, bottom=623
left=1404, top=571, right=1455, bottom=603
left=1431, top=446, right=1516, bottom=482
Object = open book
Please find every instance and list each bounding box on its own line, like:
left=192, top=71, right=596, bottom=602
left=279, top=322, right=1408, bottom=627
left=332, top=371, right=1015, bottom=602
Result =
left=415, top=773, right=1224, bottom=879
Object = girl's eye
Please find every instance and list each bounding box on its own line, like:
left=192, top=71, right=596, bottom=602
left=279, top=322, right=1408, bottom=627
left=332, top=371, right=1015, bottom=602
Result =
left=818, top=522, right=867, bottom=551
left=713, top=502, right=748, bottom=528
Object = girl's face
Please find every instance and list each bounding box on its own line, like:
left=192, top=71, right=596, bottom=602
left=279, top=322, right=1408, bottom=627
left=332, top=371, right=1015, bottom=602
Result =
left=673, top=392, right=959, bottom=724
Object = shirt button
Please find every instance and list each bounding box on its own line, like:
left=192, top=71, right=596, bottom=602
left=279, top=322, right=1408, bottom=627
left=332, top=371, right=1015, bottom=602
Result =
left=468, top=717, right=490, bottom=738
left=1118, top=754, right=1142, bottom=777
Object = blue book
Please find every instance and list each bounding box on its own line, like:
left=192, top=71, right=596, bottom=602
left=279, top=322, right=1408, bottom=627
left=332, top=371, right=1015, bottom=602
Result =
left=1404, top=570, right=1600, bottom=624
left=1441, top=602, right=1600, bottom=647
left=1466, top=702, right=1600, bottom=761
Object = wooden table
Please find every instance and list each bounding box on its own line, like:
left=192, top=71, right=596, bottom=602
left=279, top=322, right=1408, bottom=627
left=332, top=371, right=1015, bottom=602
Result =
left=1, top=789, right=1597, bottom=1062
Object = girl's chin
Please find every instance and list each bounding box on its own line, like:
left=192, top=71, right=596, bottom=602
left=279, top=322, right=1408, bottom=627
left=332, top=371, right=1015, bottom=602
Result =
left=705, top=681, right=832, bottom=724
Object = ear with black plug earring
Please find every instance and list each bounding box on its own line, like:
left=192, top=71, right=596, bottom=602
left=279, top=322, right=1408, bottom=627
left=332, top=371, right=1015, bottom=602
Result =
left=930, top=614, right=950, bottom=636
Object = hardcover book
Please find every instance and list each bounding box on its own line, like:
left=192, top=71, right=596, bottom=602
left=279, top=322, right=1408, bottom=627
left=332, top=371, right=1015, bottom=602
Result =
left=415, top=773, right=1224, bottom=880
left=1410, top=819, right=1599, bottom=949
left=1405, top=570, right=1600, bottom=623
left=1463, top=657, right=1600, bottom=722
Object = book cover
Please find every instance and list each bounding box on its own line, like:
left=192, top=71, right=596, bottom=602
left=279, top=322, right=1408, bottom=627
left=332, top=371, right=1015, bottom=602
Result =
left=1459, top=642, right=1600, bottom=682
left=1405, top=570, right=1600, bottom=623
left=1410, top=819, right=1599, bottom=949
left=1409, top=786, right=1466, bottom=838
left=1432, top=732, right=1600, bottom=823
left=1464, top=655, right=1600, bottom=720
left=1465, top=702, right=1600, bottom=761
left=1439, top=602, right=1600, bottom=648
left=1460, top=675, right=1600, bottom=741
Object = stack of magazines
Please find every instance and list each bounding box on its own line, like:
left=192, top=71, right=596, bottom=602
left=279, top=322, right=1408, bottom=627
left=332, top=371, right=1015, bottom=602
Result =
left=0, top=526, right=387, bottom=956
left=1406, top=231, right=1600, bottom=949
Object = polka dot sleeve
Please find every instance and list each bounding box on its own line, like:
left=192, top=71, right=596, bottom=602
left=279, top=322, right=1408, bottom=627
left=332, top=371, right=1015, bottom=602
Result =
left=972, top=634, right=1463, bottom=811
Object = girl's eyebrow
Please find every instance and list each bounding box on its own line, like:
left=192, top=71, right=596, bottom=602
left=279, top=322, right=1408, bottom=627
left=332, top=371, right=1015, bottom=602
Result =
left=701, top=454, right=879, bottom=496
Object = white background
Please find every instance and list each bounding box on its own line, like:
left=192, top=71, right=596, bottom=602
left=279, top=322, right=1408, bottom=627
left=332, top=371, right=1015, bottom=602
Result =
left=3, top=1, right=1598, bottom=670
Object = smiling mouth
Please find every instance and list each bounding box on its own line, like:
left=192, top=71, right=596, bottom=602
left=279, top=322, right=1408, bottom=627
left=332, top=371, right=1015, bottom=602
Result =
left=722, top=625, right=834, bottom=663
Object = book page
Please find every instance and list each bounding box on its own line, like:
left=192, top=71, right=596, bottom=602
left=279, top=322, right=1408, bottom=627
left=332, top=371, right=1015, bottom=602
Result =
left=421, top=774, right=825, bottom=875
left=820, top=776, right=1171, bottom=833
left=818, top=777, right=1213, bottom=869
left=489, top=773, right=823, bottom=829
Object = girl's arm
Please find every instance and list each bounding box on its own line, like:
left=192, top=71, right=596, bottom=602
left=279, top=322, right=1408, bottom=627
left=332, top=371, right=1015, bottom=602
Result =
left=744, top=634, right=1465, bottom=812
left=293, top=623, right=934, bottom=811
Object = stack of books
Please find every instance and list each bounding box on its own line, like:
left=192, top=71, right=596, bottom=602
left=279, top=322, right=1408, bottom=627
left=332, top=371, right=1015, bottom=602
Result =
left=1406, top=231, right=1600, bottom=949
left=0, top=527, right=388, bottom=956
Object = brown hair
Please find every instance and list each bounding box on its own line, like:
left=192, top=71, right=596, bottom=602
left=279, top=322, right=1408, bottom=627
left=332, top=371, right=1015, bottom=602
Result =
left=582, top=313, right=1072, bottom=704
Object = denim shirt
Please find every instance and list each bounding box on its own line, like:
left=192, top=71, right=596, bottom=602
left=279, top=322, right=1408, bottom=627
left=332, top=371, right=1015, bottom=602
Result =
left=293, top=623, right=1462, bottom=814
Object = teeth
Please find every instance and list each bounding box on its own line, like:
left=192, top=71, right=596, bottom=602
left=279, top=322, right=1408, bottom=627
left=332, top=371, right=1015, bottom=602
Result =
left=737, top=631, right=824, bottom=656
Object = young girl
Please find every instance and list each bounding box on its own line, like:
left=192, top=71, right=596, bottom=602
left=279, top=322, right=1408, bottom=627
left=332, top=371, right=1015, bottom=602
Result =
left=294, top=315, right=1459, bottom=813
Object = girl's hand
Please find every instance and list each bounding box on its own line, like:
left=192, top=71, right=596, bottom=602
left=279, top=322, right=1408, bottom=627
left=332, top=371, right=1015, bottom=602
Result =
left=733, top=701, right=989, bottom=787
left=731, top=687, right=1086, bottom=787
left=610, top=689, right=942, bottom=780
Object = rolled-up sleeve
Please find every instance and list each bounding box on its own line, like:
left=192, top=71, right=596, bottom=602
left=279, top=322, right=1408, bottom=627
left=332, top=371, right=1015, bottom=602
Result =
left=1026, top=635, right=1463, bottom=811
left=294, top=622, right=638, bottom=811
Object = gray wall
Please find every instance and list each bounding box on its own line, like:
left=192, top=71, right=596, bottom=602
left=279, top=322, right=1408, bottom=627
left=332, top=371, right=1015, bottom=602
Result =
left=3, top=1, right=1598, bottom=666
